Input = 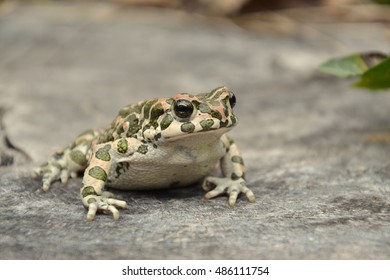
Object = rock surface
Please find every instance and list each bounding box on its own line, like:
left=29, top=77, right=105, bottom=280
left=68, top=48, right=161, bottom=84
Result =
left=1, top=2, right=390, bottom=259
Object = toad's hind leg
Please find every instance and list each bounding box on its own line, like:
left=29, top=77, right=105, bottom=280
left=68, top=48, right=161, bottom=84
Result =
left=33, top=129, right=103, bottom=191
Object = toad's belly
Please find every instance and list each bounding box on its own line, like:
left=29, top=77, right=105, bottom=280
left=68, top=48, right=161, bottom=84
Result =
left=107, top=161, right=218, bottom=190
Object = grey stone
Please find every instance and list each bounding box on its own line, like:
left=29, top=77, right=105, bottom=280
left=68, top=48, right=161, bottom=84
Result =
left=1, top=2, right=390, bottom=259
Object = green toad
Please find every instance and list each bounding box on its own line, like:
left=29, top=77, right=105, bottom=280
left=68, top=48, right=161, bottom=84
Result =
left=34, top=86, right=255, bottom=221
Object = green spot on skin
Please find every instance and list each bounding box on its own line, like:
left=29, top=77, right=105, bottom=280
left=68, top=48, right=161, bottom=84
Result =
left=198, top=103, right=212, bottom=114
left=137, top=144, right=148, bottom=154
left=95, top=144, right=111, bottom=162
left=231, top=155, right=244, bottom=165
left=160, top=114, right=173, bottom=130
left=81, top=186, right=98, bottom=198
left=150, top=103, right=164, bottom=122
left=70, top=150, right=88, bottom=166
left=181, top=122, right=195, bottom=133
left=117, top=139, right=128, bottom=154
left=87, top=198, right=97, bottom=204
left=211, top=110, right=222, bottom=120
left=231, top=173, right=242, bottom=180
left=126, top=114, right=140, bottom=136
left=200, top=119, right=214, bottom=131
left=88, top=166, right=108, bottom=182
left=149, top=103, right=164, bottom=129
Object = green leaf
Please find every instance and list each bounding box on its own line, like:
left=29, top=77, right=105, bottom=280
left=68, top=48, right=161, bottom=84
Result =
left=318, top=52, right=387, bottom=78
left=354, top=56, right=390, bottom=90
left=318, top=53, right=369, bottom=77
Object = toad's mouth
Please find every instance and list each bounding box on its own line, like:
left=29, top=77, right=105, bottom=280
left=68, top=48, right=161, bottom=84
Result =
left=161, top=126, right=233, bottom=144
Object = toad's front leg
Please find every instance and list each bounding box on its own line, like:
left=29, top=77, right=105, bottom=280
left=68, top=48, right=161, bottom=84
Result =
left=203, top=134, right=256, bottom=206
left=80, top=142, right=128, bottom=221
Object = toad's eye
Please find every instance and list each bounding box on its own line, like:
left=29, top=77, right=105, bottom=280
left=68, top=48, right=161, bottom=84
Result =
left=228, top=91, right=236, bottom=108
left=173, top=99, right=194, bottom=120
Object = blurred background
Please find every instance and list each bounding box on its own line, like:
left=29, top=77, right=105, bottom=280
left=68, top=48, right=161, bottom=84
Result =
left=4, top=0, right=390, bottom=16
left=3, top=0, right=390, bottom=29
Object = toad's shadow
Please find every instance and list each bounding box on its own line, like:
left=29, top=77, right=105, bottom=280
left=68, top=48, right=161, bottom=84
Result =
left=109, top=182, right=204, bottom=202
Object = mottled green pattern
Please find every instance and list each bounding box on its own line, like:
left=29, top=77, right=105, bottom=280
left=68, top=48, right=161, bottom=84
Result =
left=36, top=86, right=253, bottom=220
left=88, top=166, right=108, bottom=181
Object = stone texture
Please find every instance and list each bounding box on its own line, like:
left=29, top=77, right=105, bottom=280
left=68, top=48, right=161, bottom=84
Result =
left=1, top=2, right=390, bottom=259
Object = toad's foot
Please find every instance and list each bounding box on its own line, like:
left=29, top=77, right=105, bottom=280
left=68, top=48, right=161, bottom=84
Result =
left=32, top=157, right=78, bottom=192
left=202, top=177, right=256, bottom=206
left=84, top=191, right=128, bottom=221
